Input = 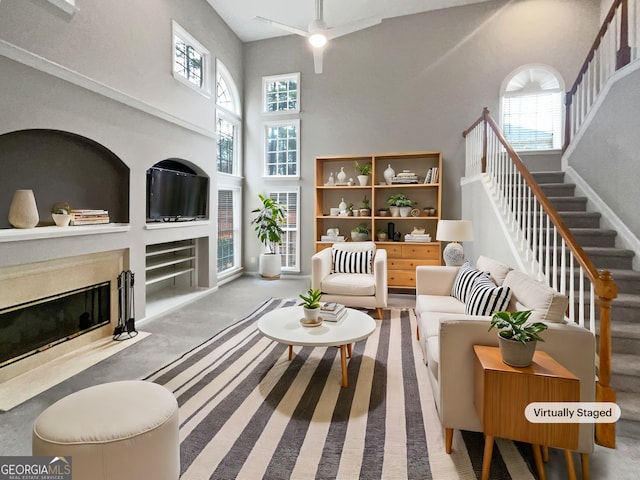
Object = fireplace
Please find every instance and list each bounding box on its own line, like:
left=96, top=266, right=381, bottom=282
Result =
left=0, top=250, right=124, bottom=382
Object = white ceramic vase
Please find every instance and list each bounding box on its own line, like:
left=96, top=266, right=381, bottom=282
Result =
left=337, top=167, right=347, bottom=183
left=357, top=175, right=369, bottom=186
left=8, top=189, right=39, bottom=229
left=383, top=164, right=395, bottom=185
left=52, top=213, right=72, bottom=227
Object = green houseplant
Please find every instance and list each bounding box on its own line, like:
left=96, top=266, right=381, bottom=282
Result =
left=251, top=194, right=286, bottom=278
left=488, top=310, right=548, bottom=367
left=386, top=193, right=413, bottom=217
left=299, top=288, right=323, bottom=323
left=51, top=202, right=72, bottom=227
left=350, top=223, right=370, bottom=241
left=355, top=160, right=372, bottom=186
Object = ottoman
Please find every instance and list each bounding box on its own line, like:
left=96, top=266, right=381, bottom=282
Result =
left=32, top=380, right=179, bottom=480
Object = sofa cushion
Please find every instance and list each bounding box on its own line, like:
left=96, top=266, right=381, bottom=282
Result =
left=465, top=274, right=512, bottom=316
left=332, top=248, right=373, bottom=274
left=502, top=270, right=569, bottom=323
left=416, top=295, right=465, bottom=319
left=451, top=261, right=486, bottom=303
left=476, top=256, right=512, bottom=286
left=426, top=336, right=440, bottom=381
left=321, top=272, right=375, bottom=296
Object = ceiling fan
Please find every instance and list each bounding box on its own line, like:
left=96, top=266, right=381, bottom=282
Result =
left=255, top=0, right=381, bottom=74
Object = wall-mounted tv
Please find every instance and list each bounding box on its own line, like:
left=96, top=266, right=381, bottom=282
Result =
left=146, top=162, right=208, bottom=222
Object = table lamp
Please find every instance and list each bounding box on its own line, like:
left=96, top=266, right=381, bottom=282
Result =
left=436, top=220, right=474, bottom=266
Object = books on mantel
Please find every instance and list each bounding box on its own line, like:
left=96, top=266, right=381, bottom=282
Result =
left=320, top=302, right=347, bottom=322
left=71, top=209, right=110, bottom=225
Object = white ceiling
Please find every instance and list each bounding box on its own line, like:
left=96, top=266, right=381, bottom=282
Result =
left=206, top=0, right=493, bottom=42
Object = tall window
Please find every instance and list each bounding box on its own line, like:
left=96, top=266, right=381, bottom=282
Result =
left=263, top=119, right=300, bottom=177
left=501, top=66, right=564, bottom=151
left=269, top=189, right=300, bottom=272
left=172, top=21, right=210, bottom=96
left=216, top=60, right=242, bottom=277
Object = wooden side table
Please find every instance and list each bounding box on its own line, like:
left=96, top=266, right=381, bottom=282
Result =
left=473, top=345, right=580, bottom=480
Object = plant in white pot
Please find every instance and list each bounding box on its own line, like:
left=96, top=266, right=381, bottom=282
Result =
left=354, top=160, right=372, bottom=186
left=51, top=202, right=73, bottom=227
left=387, top=193, right=413, bottom=217
left=488, top=310, right=548, bottom=367
left=350, top=223, right=370, bottom=241
left=251, top=194, right=286, bottom=279
left=298, top=288, right=323, bottom=325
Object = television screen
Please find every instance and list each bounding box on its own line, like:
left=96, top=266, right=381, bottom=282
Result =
left=147, top=167, right=208, bottom=221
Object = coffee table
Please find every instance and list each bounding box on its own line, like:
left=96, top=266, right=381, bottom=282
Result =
left=257, top=306, right=377, bottom=387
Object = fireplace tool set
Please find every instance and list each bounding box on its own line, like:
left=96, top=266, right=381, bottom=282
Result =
left=114, top=269, right=138, bottom=340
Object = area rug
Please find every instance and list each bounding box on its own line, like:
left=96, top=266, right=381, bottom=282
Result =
left=146, top=298, right=536, bottom=480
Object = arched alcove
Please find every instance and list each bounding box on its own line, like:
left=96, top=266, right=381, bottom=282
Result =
left=0, top=129, right=129, bottom=228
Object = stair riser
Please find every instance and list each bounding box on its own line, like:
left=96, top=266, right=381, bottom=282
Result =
left=540, top=185, right=576, bottom=197
left=525, top=231, right=616, bottom=247
left=607, top=336, right=640, bottom=355
left=516, top=198, right=587, bottom=211
left=559, top=276, right=640, bottom=294
left=532, top=173, right=565, bottom=184
left=611, top=373, right=640, bottom=393
left=559, top=216, right=602, bottom=228
left=526, top=248, right=633, bottom=270
left=577, top=303, right=640, bottom=323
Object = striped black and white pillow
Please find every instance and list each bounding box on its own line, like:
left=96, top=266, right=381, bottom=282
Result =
left=451, top=261, right=485, bottom=303
left=465, top=273, right=512, bottom=316
left=332, top=248, right=374, bottom=274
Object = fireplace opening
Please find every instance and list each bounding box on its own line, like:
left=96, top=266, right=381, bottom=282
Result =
left=0, top=282, right=111, bottom=368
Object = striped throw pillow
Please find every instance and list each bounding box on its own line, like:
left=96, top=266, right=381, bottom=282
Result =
left=465, top=273, right=512, bottom=316
left=332, top=248, right=374, bottom=274
left=451, top=261, right=485, bottom=303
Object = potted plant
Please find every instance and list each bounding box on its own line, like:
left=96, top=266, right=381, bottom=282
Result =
left=377, top=206, right=389, bottom=217
left=299, top=288, right=323, bottom=323
left=377, top=228, right=388, bottom=241
left=488, top=310, right=548, bottom=367
left=359, top=195, right=371, bottom=216
left=386, top=193, right=413, bottom=217
left=354, top=160, right=372, bottom=186
left=350, top=223, right=370, bottom=241
left=51, top=202, right=72, bottom=227
left=251, top=194, right=286, bottom=279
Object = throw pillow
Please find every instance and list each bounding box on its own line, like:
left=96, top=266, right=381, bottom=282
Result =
left=465, top=274, right=512, bottom=316
left=451, top=261, right=486, bottom=304
left=332, top=248, right=374, bottom=274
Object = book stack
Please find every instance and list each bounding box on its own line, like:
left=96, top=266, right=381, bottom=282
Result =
left=71, top=209, right=110, bottom=225
left=320, top=235, right=345, bottom=242
left=320, top=302, right=347, bottom=322
left=391, top=171, right=419, bottom=184
left=405, top=233, right=432, bottom=243
left=424, top=167, right=439, bottom=184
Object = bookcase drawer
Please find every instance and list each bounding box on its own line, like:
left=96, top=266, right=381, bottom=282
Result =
left=388, top=258, right=439, bottom=270
left=388, top=270, right=417, bottom=287
left=401, top=244, right=439, bottom=260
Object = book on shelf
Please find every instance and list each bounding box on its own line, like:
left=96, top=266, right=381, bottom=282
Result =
left=320, top=235, right=345, bottom=242
left=423, top=167, right=439, bottom=184
left=70, top=209, right=110, bottom=225
left=320, top=302, right=347, bottom=322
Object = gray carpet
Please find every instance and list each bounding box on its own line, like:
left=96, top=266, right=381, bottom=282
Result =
left=147, top=298, right=536, bottom=480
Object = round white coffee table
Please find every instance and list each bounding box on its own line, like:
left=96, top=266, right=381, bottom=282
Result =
left=257, top=306, right=377, bottom=387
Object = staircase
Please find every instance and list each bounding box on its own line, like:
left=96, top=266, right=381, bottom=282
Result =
left=532, top=171, right=640, bottom=440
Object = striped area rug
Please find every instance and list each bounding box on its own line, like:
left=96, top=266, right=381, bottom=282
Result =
left=146, top=298, right=536, bottom=480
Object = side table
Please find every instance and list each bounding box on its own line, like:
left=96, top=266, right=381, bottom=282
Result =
left=473, top=345, right=580, bottom=480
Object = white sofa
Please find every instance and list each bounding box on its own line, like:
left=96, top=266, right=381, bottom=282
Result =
left=415, top=256, right=596, bottom=462
left=312, top=242, right=387, bottom=319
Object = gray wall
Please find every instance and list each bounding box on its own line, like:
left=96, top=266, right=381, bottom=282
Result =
left=243, top=0, right=601, bottom=274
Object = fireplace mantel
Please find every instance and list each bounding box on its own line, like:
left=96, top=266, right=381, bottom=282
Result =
left=0, top=224, right=130, bottom=243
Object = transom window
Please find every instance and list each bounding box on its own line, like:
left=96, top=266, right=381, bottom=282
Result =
left=501, top=66, right=564, bottom=151
left=264, top=120, right=300, bottom=177
left=172, top=21, right=210, bottom=96
left=262, top=73, right=300, bottom=113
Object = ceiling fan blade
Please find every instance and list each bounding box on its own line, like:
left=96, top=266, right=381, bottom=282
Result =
left=255, top=16, right=310, bottom=37
left=313, top=48, right=324, bottom=74
left=326, top=17, right=381, bottom=40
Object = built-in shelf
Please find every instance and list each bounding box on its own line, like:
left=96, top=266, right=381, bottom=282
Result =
left=144, top=220, right=209, bottom=230
left=145, top=239, right=196, bottom=287
left=0, top=223, right=130, bottom=243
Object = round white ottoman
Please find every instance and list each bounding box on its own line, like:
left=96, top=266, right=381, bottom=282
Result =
left=32, top=380, right=179, bottom=480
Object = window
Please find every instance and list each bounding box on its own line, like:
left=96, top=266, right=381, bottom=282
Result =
left=263, top=119, right=300, bottom=177
left=217, top=188, right=241, bottom=274
left=269, top=189, right=300, bottom=272
left=501, top=66, right=564, bottom=151
left=262, top=73, right=300, bottom=113
left=172, top=21, right=210, bottom=96
left=216, top=60, right=241, bottom=176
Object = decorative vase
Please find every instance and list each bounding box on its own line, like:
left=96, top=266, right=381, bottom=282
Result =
left=52, top=213, right=72, bottom=227
left=8, top=189, right=39, bottom=229
left=327, top=172, right=335, bottom=185
left=377, top=232, right=388, bottom=241
left=389, top=206, right=400, bottom=217
left=359, top=208, right=371, bottom=216
left=498, top=336, right=537, bottom=367
left=383, top=164, right=395, bottom=185
left=337, top=167, right=347, bottom=183
left=338, top=198, right=347, bottom=213
left=357, top=175, right=369, bottom=186
left=378, top=209, right=388, bottom=217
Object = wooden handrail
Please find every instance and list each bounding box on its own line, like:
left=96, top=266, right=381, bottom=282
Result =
left=465, top=108, right=618, bottom=448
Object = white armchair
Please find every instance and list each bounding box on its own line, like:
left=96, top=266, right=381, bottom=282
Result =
left=311, top=242, right=387, bottom=319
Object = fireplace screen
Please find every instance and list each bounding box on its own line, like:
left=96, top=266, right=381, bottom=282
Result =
left=0, top=282, right=111, bottom=368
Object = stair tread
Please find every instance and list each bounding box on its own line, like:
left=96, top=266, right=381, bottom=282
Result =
left=607, top=320, right=640, bottom=337
left=559, top=211, right=601, bottom=217
left=582, top=246, right=635, bottom=257
left=570, top=228, right=617, bottom=235
left=616, top=391, right=640, bottom=421
left=613, top=293, right=640, bottom=306
left=608, top=268, right=640, bottom=279
left=612, top=353, right=640, bottom=376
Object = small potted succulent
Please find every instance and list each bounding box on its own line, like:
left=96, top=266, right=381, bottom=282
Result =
left=51, top=202, right=73, bottom=227
left=377, top=228, right=388, bottom=241
left=359, top=195, right=371, bottom=216
left=488, top=310, right=548, bottom=367
left=350, top=223, right=370, bottom=241
left=299, top=288, right=323, bottom=324
left=354, top=160, right=373, bottom=186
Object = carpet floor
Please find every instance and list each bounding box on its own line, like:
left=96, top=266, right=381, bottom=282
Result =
left=147, top=298, right=536, bottom=480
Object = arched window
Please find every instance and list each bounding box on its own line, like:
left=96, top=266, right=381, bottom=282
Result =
left=215, top=60, right=241, bottom=175
left=501, top=65, right=564, bottom=151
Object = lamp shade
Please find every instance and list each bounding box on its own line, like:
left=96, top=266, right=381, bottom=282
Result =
left=436, top=220, right=474, bottom=242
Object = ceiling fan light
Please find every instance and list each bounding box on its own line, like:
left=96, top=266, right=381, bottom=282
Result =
left=309, top=33, right=327, bottom=48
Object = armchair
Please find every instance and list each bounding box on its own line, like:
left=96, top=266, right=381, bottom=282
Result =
left=311, top=242, right=387, bottom=319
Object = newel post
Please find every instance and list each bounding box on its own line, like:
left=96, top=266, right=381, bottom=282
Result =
left=617, top=0, right=631, bottom=69
left=481, top=107, right=489, bottom=173
left=595, top=270, right=618, bottom=448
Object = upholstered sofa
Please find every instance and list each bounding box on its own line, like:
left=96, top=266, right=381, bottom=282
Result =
left=312, top=241, right=387, bottom=319
left=415, top=256, right=596, bottom=464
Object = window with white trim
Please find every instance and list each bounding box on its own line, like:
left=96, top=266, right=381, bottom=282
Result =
left=264, top=119, right=300, bottom=177
left=217, top=187, right=241, bottom=274
left=262, top=73, right=300, bottom=113
left=216, top=60, right=241, bottom=176
left=172, top=21, right=210, bottom=96
left=269, top=189, right=300, bottom=272
left=501, top=66, right=564, bottom=151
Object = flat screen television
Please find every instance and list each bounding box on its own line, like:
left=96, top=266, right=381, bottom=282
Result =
left=146, top=166, right=208, bottom=222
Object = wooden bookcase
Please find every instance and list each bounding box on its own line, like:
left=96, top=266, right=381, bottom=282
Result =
left=314, top=151, right=442, bottom=288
